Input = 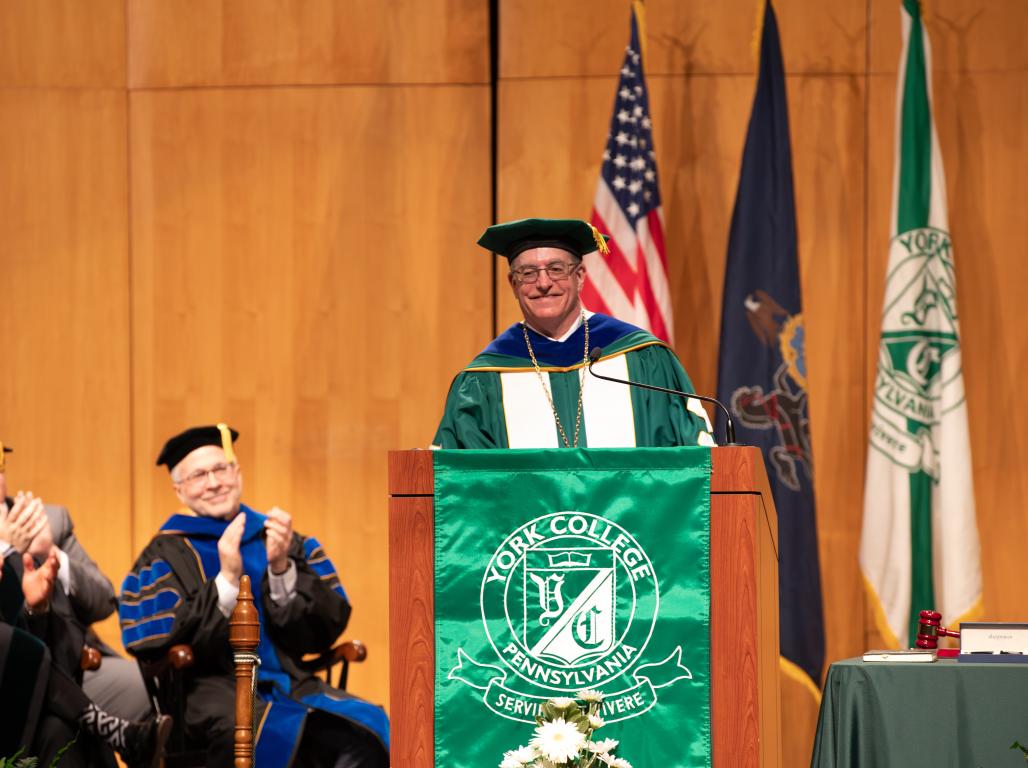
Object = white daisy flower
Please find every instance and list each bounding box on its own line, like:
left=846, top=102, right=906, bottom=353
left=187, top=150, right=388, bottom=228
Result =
left=587, top=714, right=605, bottom=729
left=548, top=696, right=577, bottom=709
left=530, top=718, right=587, bottom=763
left=588, top=738, right=619, bottom=754
left=577, top=689, right=605, bottom=703
left=499, top=744, right=537, bottom=767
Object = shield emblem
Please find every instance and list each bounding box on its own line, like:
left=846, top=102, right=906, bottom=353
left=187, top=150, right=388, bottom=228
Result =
left=521, top=546, right=615, bottom=665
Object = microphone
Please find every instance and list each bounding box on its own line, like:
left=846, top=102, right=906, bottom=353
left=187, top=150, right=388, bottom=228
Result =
left=587, top=347, right=738, bottom=446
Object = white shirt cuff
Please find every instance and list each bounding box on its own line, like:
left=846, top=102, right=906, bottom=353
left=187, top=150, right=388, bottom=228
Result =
left=215, top=572, right=240, bottom=617
left=0, top=540, right=13, bottom=558
left=268, top=560, right=297, bottom=604
left=55, top=548, right=71, bottom=595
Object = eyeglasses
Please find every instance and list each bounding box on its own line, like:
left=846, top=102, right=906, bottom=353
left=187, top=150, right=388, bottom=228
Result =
left=176, top=462, right=237, bottom=491
left=511, top=262, right=580, bottom=285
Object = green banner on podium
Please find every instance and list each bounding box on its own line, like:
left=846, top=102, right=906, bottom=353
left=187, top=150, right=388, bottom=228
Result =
left=433, top=447, right=712, bottom=767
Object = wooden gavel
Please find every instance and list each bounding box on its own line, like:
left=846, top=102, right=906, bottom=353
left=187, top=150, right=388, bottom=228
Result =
left=915, top=609, right=961, bottom=649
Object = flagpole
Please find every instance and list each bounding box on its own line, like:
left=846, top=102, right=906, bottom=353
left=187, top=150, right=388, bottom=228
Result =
left=488, top=0, right=499, bottom=338
left=632, top=0, right=647, bottom=64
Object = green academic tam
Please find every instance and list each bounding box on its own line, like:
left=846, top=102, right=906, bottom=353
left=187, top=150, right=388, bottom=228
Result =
left=477, top=218, right=610, bottom=261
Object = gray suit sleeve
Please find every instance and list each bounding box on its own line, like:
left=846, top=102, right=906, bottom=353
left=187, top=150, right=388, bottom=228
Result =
left=47, top=505, right=117, bottom=625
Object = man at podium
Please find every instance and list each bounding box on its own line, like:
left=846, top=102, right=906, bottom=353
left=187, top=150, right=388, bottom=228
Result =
left=433, top=218, right=712, bottom=449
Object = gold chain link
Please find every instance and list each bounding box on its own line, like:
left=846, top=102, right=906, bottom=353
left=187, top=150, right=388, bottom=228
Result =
left=521, top=312, right=589, bottom=448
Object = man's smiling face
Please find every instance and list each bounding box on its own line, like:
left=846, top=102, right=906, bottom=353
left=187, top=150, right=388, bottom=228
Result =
left=508, top=247, right=585, bottom=338
left=171, top=445, right=243, bottom=519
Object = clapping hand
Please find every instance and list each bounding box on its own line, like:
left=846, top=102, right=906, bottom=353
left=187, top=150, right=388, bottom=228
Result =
left=27, top=501, right=54, bottom=559
left=22, top=550, right=59, bottom=612
left=0, top=493, right=49, bottom=554
left=217, top=513, right=246, bottom=587
left=264, top=507, right=293, bottom=575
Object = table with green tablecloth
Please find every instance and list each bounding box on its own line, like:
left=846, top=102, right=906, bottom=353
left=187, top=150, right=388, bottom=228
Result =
left=811, top=658, right=1028, bottom=767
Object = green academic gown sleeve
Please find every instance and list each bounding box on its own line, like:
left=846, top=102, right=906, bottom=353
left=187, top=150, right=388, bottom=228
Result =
left=432, top=371, right=510, bottom=449
left=625, top=344, right=710, bottom=447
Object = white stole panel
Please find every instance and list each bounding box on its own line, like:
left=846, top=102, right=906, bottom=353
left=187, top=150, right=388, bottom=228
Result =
left=500, top=356, right=637, bottom=448
left=500, top=371, right=560, bottom=448
left=581, top=354, right=636, bottom=447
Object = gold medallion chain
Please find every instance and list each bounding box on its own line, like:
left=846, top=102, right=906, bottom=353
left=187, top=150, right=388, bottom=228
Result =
left=521, top=312, right=589, bottom=448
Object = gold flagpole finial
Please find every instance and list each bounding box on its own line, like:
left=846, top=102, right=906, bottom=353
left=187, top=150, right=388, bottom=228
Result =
left=588, top=223, right=610, bottom=255
left=752, top=0, right=768, bottom=65
left=632, top=0, right=648, bottom=65
left=216, top=423, right=236, bottom=464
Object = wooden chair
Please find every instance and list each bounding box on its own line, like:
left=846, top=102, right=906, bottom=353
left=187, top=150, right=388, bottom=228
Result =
left=298, top=638, right=368, bottom=690
left=137, top=643, right=204, bottom=767
left=137, top=576, right=368, bottom=767
left=230, top=575, right=260, bottom=767
left=80, top=645, right=102, bottom=672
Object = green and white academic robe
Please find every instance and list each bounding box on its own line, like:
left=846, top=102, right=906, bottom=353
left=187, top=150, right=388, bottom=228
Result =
left=433, top=312, right=713, bottom=449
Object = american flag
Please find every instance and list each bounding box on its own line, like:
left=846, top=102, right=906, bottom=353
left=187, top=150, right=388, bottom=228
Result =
left=584, top=2, right=674, bottom=343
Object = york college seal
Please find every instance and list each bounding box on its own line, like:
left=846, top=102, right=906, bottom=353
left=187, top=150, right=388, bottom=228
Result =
left=869, top=226, right=964, bottom=479
left=449, top=510, right=692, bottom=724
left=482, top=511, right=658, bottom=691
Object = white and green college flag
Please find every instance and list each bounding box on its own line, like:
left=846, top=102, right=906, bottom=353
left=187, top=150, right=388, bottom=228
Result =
left=860, top=0, right=982, bottom=648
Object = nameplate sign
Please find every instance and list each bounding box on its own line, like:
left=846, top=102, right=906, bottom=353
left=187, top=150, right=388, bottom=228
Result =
left=959, top=622, right=1028, bottom=655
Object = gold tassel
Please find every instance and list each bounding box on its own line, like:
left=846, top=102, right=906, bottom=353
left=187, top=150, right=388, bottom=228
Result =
left=589, top=224, right=610, bottom=255
left=217, top=423, right=236, bottom=464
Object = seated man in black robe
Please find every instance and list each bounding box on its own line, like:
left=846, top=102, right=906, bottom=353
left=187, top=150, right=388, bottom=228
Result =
left=120, top=424, right=389, bottom=768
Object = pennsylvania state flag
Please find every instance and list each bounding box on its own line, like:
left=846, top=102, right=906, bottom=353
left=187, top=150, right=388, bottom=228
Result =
left=715, top=0, right=825, bottom=694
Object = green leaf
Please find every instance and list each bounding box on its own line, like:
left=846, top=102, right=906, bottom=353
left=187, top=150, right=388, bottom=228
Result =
left=571, top=714, right=590, bottom=733
left=0, top=748, right=27, bottom=768
left=47, top=732, right=78, bottom=768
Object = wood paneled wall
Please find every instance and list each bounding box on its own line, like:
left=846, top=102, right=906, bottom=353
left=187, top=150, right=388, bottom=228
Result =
left=124, top=0, right=491, bottom=706
left=0, top=1, right=1024, bottom=764
left=0, top=0, right=134, bottom=668
left=1, top=0, right=491, bottom=714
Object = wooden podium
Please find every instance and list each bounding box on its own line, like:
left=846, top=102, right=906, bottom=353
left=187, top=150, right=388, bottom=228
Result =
left=388, top=446, right=782, bottom=767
